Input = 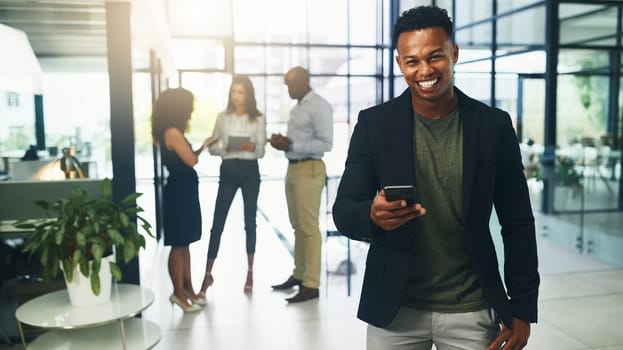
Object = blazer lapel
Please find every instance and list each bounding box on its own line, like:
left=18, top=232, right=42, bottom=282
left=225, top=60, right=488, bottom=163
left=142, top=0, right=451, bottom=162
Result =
left=457, top=88, right=479, bottom=217
left=393, top=89, right=416, bottom=185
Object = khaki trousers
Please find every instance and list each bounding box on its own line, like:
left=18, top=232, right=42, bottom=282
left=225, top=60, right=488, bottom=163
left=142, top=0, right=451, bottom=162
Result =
left=285, top=159, right=326, bottom=288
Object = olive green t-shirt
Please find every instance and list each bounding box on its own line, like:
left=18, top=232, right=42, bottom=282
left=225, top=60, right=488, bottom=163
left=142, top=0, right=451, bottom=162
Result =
left=402, top=107, right=487, bottom=312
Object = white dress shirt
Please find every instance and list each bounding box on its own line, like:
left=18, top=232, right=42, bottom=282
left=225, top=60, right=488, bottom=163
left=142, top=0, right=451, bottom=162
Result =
left=208, top=111, right=266, bottom=160
left=286, top=90, right=333, bottom=160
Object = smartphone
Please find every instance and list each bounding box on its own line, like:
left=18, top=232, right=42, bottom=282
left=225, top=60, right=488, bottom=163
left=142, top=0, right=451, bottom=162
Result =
left=383, top=185, right=417, bottom=205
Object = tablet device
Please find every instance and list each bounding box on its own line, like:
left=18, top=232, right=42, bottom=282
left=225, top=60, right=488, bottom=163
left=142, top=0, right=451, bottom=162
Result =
left=227, top=136, right=251, bottom=152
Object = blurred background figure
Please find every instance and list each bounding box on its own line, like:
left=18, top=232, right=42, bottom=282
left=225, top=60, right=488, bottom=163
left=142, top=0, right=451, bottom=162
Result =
left=200, top=75, right=266, bottom=295
left=151, top=87, right=217, bottom=312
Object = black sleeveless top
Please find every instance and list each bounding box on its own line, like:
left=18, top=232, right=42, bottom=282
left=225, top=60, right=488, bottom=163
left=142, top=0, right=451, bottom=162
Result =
left=160, top=134, right=202, bottom=246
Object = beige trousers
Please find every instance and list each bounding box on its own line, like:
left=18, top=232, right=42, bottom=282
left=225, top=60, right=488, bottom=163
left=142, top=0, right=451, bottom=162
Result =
left=367, top=307, right=501, bottom=350
left=285, top=159, right=326, bottom=289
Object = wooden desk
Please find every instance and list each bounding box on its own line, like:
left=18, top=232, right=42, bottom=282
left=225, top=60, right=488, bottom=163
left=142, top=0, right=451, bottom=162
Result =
left=15, top=283, right=160, bottom=349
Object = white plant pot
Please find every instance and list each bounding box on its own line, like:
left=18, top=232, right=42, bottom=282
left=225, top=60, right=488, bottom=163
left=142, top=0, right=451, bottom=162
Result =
left=63, top=254, right=114, bottom=306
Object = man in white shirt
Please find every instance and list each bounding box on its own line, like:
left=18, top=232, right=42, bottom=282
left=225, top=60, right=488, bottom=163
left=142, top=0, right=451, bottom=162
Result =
left=269, top=66, right=333, bottom=303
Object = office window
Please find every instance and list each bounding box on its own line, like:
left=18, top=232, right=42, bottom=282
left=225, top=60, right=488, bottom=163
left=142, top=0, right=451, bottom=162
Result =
left=309, top=48, right=348, bottom=75
left=177, top=72, right=230, bottom=177
left=495, top=51, right=545, bottom=74
left=394, top=77, right=408, bottom=95
left=232, top=0, right=310, bottom=43
left=265, top=46, right=308, bottom=74
left=498, top=0, right=542, bottom=14
left=436, top=0, right=454, bottom=15
left=495, top=73, right=519, bottom=120
left=456, top=22, right=492, bottom=52
left=167, top=0, right=231, bottom=37
left=559, top=4, right=618, bottom=47
left=559, top=50, right=610, bottom=74
left=0, top=90, right=35, bottom=154
left=556, top=75, right=610, bottom=147
left=173, top=39, right=226, bottom=70
left=454, top=0, right=492, bottom=27
left=234, top=46, right=266, bottom=74
left=349, top=0, right=378, bottom=45
left=133, top=73, right=155, bottom=180
left=264, top=75, right=294, bottom=126
left=455, top=55, right=492, bottom=74
left=308, top=0, right=348, bottom=44
left=454, top=72, right=492, bottom=104
left=313, top=76, right=346, bottom=122
left=349, top=77, right=378, bottom=122
left=41, top=72, right=111, bottom=178
left=497, top=5, right=546, bottom=54
left=399, top=0, right=434, bottom=12
left=179, top=72, right=228, bottom=139
left=320, top=76, right=348, bottom=123
left=349, top=48, right=380, bottom=75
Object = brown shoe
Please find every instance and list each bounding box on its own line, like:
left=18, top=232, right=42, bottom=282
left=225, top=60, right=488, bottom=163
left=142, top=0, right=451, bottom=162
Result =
left=286, top=286, right=319, bottom=303
left=271, top=276, right=302, bottom=290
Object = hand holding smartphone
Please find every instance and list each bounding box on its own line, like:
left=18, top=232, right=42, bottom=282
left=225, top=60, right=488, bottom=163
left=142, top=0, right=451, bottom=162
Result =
left=383, top=185, right=417, bottom=205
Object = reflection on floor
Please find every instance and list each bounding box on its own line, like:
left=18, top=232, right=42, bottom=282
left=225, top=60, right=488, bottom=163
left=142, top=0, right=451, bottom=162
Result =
left=4, top=179, right=623, bottom=350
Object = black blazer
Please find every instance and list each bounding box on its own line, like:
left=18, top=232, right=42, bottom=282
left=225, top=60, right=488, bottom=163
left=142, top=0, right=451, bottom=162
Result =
left=332, top=88, right=539, bottom=329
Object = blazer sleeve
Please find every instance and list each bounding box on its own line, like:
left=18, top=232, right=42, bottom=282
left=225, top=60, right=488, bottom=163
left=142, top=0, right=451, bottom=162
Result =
left=332, top=110, right=384, bottom=243
left=494, top=113, right=540, bottom=322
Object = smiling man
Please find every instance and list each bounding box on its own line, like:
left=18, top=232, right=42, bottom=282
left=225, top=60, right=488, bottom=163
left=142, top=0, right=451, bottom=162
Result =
left=332, top=6, right=539, bottom=350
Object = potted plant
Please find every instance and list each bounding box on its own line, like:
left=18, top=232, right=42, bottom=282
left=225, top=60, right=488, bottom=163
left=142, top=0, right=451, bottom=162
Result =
left=16, top=178, right=153, bottom=306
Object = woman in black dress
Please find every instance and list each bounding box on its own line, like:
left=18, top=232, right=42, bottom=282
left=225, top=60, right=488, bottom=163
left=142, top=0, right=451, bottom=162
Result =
left=151, top=88, right=217, bottom=312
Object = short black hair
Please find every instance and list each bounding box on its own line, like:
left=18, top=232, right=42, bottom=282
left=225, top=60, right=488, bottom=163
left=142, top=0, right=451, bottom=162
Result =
left=392, top=6, right=454, bottom=48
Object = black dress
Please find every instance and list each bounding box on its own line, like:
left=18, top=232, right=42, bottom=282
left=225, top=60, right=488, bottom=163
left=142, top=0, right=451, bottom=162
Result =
left=161, top=138, right=202, bottom=246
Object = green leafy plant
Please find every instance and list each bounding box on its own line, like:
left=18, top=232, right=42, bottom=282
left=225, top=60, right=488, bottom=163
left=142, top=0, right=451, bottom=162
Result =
left=534, top=156, right=583, bottom=190
left=16, top=178, right=153, bottom=295
left=554, top=156, right=582, bottom=189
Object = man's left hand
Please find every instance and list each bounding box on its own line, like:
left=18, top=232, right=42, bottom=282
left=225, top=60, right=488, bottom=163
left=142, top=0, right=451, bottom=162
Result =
left=487, top=318, right=531, bottom=350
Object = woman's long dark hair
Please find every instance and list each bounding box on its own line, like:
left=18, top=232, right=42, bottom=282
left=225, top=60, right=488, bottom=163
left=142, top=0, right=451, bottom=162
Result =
left=151, top=87, right=194, bottom=143
left=225, top=75, right=262, bottom=122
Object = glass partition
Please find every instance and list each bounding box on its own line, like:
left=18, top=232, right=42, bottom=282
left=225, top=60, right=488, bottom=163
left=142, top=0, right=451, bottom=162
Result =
left=454, top=72, right=492, bottom=104
left=453, top=0, right=492, bottom=27
left=309, top=48, right=349, bottom=75
left=0, top=90, right=36, bottom=160
left=496, top=5, right=546, bottom=54
left=498, top=0, right=542, bottom=14
left=555, top=73, right=618, bottom=211
left=173, top=39, right=225, bottom=71
left=456, top=22, right=493, bottom=53
left=349, top=0, right=379, bottom=45
left=308, top=0, right=348, bottom=44
left=558, top=50, right=610, bottom=74
left=559, top=4, right=618, bottom=47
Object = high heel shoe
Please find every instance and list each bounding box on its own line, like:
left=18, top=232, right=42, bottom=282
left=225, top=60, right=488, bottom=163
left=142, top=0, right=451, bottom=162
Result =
left=184, top=289, right=208, bottom=306
left=244, top=269, right=253, bottom=292
left=169, top=294, right=202, bottom=313
left=198, top=273, right=213, bottom=298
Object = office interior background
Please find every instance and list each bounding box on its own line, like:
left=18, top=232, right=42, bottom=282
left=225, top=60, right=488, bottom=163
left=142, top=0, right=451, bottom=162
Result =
left=1, top=0, right=623, bottom=349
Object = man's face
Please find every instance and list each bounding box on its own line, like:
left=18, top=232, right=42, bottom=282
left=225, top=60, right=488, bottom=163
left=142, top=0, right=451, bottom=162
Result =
left=395, top=27, right=458, bottom=105
left=284, top=73, right=303, bottom=100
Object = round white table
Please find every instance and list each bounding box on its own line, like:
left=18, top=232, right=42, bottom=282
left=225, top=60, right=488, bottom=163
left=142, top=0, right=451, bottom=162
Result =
left=15, top=283, right=160, bottom=349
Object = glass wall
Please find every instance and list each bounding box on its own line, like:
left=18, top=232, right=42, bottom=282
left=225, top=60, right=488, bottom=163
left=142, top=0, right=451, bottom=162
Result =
left=2, top=0, right=621, bottom=230
left=156, top=0, right=388, bottom=183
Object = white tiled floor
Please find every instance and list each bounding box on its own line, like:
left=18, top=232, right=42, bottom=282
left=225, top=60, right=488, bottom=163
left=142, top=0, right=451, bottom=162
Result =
left=5, top=180, right=623, bottom=350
